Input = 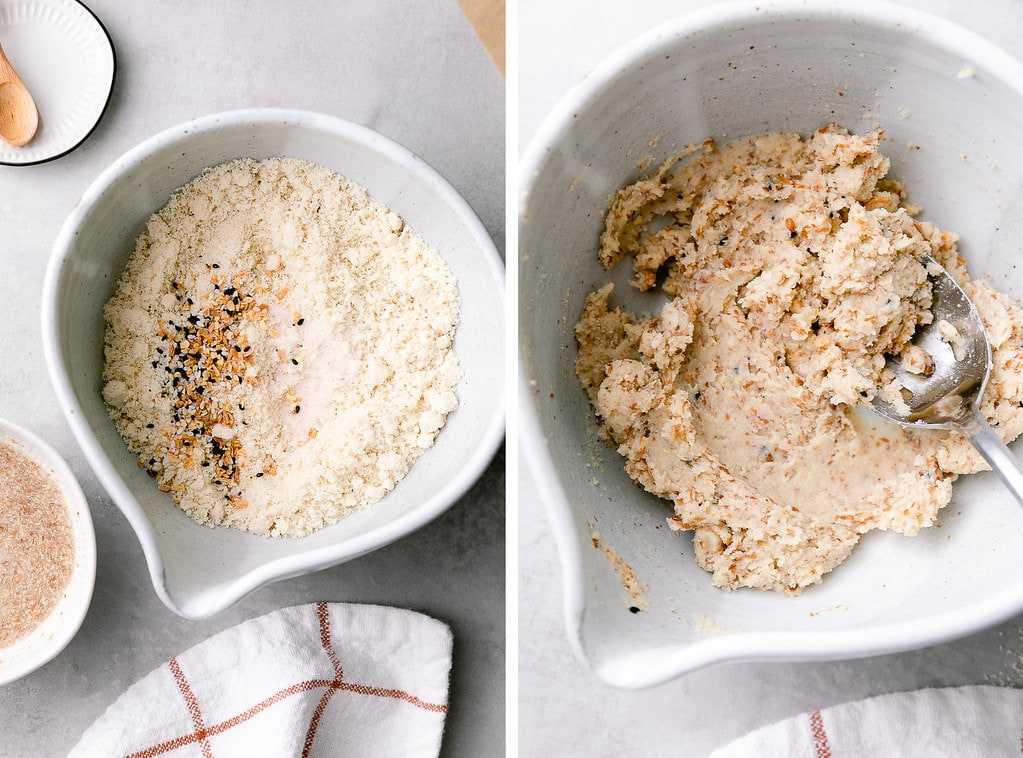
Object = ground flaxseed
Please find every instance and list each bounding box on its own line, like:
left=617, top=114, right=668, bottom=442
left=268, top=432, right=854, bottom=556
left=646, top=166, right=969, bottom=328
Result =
left=0, top=438, right=75, bottom=649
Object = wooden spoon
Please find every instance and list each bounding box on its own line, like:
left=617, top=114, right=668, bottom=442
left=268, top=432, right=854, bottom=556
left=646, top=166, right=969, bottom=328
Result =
left=0, top=43, right=39, bottom=147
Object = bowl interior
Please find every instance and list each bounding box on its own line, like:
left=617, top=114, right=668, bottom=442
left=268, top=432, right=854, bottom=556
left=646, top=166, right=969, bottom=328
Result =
left=520, top=2, right=1023, bottom=686
left=0, top=419, right=95, bottom=685
left=47, top=111, right=504, bottom=619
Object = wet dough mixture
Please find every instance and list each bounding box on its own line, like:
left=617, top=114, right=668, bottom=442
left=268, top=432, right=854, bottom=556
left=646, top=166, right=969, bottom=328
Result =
left=576, top=125, right=1023, bottom=594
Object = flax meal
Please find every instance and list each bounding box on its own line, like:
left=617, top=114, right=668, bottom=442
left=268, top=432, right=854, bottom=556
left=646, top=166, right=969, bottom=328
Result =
left=0, top=438, right=75, bottom=649
left=576, top=125, right=1023, bottom=594
left=103, top=158, right=461, bottom=538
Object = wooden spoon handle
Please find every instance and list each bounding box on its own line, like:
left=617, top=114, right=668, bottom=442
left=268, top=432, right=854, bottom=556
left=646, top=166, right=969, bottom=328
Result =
left=0, top=44, right=24, bottom=87
left=0, top=43, right=39, bottom=147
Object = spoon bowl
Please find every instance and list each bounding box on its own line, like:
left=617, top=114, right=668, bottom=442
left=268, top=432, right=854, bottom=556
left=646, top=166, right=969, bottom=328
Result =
left=0, top=43, right=39, bottom=147
left=870, top=256, right=1023, bottom=504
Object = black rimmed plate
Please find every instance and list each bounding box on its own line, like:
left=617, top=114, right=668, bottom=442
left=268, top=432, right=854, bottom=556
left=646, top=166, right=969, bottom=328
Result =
left=0, top=0, right=114, bottom=166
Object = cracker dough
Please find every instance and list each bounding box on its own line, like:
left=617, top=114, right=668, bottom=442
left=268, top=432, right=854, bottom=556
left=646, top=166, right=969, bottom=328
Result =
left=575, top=125, right=1023, bottom=594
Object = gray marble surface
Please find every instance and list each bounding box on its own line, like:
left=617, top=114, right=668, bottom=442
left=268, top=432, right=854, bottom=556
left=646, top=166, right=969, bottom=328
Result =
left=517, top=1, right=1023, bottom=755
left=0, top=1, right=505, bottom=756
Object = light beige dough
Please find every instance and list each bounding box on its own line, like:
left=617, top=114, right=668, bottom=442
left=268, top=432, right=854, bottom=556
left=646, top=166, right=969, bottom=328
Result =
left=576, top=125, right=1023, bottom=594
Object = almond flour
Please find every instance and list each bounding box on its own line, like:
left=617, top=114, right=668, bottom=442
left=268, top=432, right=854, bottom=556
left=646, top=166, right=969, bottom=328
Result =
left=103, top=158, right=461, bottom=538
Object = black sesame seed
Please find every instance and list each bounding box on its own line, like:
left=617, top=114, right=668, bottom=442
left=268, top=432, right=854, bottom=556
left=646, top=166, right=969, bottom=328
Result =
left=629, top=606, right=641, bottom=614
left=291, top=358, right=299, bottom=365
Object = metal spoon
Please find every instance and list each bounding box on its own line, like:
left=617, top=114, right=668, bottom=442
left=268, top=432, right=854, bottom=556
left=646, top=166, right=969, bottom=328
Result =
left=869, top=256, right=1023, bottom=505
left=0, top=42, right=38, bottom=147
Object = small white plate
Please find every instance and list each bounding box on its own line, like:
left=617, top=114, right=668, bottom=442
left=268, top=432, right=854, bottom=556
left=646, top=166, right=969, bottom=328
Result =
left=0, top=0, right=114, bottom=165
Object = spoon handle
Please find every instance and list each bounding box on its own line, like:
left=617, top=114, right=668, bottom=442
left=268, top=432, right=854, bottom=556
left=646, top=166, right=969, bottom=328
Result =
left=0, top=43, right=22, bottom=86
left=958, top=407, right=1023, bottom=507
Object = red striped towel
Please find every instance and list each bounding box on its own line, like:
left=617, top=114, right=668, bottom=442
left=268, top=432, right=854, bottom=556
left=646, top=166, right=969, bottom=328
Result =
left=69, top=603, right=452, bottom=757
left=709, top=686, right=1023, bottom=757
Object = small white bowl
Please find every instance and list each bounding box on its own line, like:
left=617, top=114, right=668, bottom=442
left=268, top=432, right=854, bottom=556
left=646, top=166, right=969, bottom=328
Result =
left=520, top=0, right=1023, bottom=687
left=0, top=418, right=95, bottom=685
left=43, top=108, right=505, bottom=619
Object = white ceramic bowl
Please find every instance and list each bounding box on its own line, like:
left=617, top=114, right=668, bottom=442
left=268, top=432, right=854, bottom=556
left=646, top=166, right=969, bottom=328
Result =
left=520, top=0, right=1023, bottom=687
left=44, top=108, right=505, bottom=619
left=0, top=418, right=95, bottom=685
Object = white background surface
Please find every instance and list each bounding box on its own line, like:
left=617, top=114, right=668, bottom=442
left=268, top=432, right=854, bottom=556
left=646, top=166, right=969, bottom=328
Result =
left=517, top=0, right=1023, bottom=755
left=0, top=1, right=505, bottom=755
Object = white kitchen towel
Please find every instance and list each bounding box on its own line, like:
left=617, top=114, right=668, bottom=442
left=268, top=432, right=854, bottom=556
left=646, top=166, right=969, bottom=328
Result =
left=69, top=602, right=452, bottom=757
left=709, top=685, right=1023, bottom=758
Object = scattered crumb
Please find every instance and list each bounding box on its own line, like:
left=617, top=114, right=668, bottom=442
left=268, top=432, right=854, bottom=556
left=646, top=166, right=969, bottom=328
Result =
left=809, top=604, right=848, bottom=618
left=937, top=318, right=967, bottom=360
left=635, top=154, right=655, bottom=172
left=591, top=531, right=650, bottom=612
left=693, top=612, right=739, bottom=634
